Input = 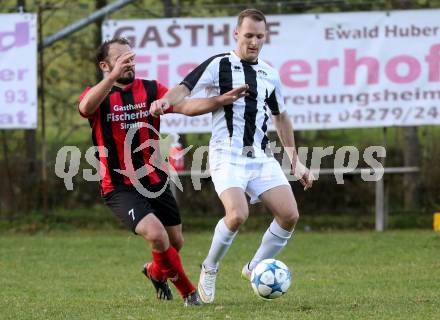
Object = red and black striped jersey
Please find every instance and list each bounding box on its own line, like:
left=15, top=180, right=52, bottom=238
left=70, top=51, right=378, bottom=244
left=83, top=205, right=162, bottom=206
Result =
left=79, top=79, right=172, bottom=196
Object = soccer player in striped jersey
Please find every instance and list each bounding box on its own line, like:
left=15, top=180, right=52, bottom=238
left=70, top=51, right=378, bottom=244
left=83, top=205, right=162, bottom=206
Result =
left=150, top=9, right=314, bottom=303
left=78, top=38, right=248, bottom=306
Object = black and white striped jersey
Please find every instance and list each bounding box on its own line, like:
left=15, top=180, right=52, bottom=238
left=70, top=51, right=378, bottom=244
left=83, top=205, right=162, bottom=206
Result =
left=180, top=50, right=286, bottom=156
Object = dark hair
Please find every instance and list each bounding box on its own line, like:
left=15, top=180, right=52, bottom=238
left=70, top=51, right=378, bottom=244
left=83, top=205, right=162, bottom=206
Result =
left=96, top=37, right=131, bottom=65
left=237, top=9, right=266, bottom=27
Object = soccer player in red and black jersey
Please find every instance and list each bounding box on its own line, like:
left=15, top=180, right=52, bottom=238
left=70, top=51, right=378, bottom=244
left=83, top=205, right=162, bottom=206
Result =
left=78, top=38, right=248, bottom=307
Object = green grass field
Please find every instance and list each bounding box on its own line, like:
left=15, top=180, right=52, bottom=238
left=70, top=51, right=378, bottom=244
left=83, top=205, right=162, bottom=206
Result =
left=1, top=230, right=438, bottom=319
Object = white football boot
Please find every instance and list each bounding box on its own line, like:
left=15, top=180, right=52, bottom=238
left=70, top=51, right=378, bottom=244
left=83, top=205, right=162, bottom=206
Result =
left=241, top=262, right=252, bottom=281
left=198, top=264, right=218, bottom=303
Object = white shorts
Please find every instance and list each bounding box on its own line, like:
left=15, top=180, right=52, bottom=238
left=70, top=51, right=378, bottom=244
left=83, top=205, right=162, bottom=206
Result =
left=209, top=140, right=289, bottom=204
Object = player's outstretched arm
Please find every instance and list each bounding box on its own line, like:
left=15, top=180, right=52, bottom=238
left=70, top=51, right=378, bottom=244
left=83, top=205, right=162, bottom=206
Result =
left=272, top=111, right=314, bottom=190
left=79, top=51, right=135, bottom=117
left=150, top=84, right=191, bottom=117
left=172, top=84, right=249, bottom=116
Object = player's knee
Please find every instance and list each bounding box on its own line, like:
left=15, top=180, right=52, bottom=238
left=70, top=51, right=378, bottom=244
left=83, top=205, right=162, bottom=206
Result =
left=227, top=208, right=249, bottom=228
left=285, top=209, right=299, bottom=227
left=292, top=211, right=300, bottom=226
left=142, top=228, right=168, bottom=249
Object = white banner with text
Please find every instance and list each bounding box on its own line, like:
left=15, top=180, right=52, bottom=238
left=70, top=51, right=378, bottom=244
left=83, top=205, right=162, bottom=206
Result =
left=103, top=9, right=440, bottom=133
left=0, top=13, right=37, bottom=129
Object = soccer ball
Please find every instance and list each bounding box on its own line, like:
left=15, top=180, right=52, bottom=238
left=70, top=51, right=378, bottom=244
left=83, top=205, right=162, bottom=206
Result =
left=250, top=259, right=292, bottom=300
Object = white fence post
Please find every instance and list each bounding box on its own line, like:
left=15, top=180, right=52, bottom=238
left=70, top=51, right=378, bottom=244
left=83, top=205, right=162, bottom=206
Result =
left=375, top=177, right=385, bottom=232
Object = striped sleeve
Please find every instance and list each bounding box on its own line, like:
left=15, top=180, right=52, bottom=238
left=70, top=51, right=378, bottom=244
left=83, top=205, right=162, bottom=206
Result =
left=180, top=53, right=228, bottom=95
left=266, top=74, right=286, bottom=115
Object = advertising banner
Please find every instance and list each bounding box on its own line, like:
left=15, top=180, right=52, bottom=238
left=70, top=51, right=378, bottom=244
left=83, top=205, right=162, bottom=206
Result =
left=0, top=13, right=37, bottom=129
left=103, top=10, right=440, bottom=132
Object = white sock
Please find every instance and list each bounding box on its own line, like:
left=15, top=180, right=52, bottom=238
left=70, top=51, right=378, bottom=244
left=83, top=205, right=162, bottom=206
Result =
left=203, top=218, right=238, bottom=270
left=248, top=219, right=293, bottom=270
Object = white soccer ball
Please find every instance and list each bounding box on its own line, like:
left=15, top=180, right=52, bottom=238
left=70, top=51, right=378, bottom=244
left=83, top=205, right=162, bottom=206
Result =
left=250, top=259, right=292, bottom=300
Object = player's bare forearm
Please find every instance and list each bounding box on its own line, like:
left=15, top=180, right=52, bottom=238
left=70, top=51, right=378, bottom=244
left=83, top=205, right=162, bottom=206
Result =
left=173, top=85, right=249, bottom=116
left=163, top=84, right=191, bottom=106
left=78, top=76, right=116, bottom=117
left=173, top=97, right=223, bottom=116
left=79, top=51, right=134, bottom=117
left=150, top=84, right=191, bottom=117
left=273, top=111, right=298, bottom=162
left=274, top=111, right=314, bottom=190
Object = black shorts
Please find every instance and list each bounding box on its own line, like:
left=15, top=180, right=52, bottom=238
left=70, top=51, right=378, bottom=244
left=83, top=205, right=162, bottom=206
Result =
left=103, top=186, right=181, bottom=233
